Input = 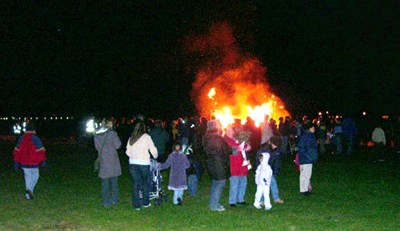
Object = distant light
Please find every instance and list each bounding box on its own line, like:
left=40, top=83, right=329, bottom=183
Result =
left=362, top=112, right=367, bottom=116
left=326, top=111, right=329, bottom=114
left=86, top=119, right=97, bottom=133
left=13, top=123, right=22, bottom=134
left=44, top=117, right=47, bottom=120
left=55, top=117, right=58, bottom=120
left=50, top=117, right=53, bottom=120
left=318, top=112, right=322, bottom=116
left=36, top=117, right=38, bottom=120
left=60, top=117, right=63, bottom=120
left=382, top=115, right=389, bottom=119
left=66, top=117, right=69, bottom=120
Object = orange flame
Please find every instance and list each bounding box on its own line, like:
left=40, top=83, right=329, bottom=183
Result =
left=188, top=22, right=289, bottom=128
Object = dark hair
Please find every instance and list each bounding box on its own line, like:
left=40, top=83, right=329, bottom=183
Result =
left=26, top=122, right=36, bottom=131
left=270, top=136, right=282, bottom=148
left=129, top=121, right=146, bottom=145
left=173, top=141, right=182, bottom=151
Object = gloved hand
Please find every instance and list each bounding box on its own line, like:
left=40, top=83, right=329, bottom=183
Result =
left=13, top=162, right=20, bottom=171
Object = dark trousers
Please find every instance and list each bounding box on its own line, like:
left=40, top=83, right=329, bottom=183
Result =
left=129, top=164, right=151, bottom=208
left=101, top=177, right=119, bottom=206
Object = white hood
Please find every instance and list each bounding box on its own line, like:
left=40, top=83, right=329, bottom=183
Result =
left=261, top=153, right=270, bottom=166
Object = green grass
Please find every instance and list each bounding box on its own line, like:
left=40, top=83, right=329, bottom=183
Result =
left=1, top=140, right=399, bottom=230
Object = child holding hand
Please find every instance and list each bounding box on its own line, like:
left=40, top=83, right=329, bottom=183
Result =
left=158, top=142, right=190, bottom=205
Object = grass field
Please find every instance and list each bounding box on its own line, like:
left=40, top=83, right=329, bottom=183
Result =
left=1, top=140, right=399, bottom=230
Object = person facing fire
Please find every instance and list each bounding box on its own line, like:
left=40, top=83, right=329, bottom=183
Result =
left=224, top=126, right=251, bottom=207
left=202, top=119, right=231, bottom=212
left=13, top=122, right=46, bottom=200
left=94, top=119, right=122, bottom=208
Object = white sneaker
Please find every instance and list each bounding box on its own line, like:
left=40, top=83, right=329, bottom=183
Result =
left=265, top=205, right=272, bottom=211
left=143, top=204, right=151, bottom=208
left=253, top=203, right=261, bottom=209
left=25, top=193, right=30, bottom=200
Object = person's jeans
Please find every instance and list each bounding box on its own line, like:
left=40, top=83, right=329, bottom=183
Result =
left=22, top=168, right=39, bottom=193
left=173, top=189, right=184, bottom=204
left=188, top=174, right=198, bottom=196
left=229, top=176, right=247, bottom=204
left=101, top=177, right=119, bottom=206
left=334, top=135, right=343, bottom=154
left=319, top=139, right=326, bottom=154
left=129, top=164, right=151, bottom=208
left=281, top=136, right=289, bottom=155
left=270, top=175, right=280, bottom=201
left=210, top=179, right=226, bottom=210
left=344, top=134, right=354, bottom=154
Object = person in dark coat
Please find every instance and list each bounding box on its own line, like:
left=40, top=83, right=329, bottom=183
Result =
left=149, top=120, right=171, bottom=162
left=298, top=122, right=318, bottom=196
left=94, top=120, right=122, bottom=207
left=202, top=120, right=231, bottom=211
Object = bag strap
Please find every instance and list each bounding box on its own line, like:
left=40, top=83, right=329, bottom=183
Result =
left=98, top=132, right=109, bottom=158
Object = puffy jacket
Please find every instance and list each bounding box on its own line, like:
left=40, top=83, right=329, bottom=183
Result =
left=14, top=132, right=46, bottom=168
left=298, top=130, right=318, bottom=165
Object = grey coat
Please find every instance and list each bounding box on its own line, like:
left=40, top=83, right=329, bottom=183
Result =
left=94, top=130, right=122, bottom=179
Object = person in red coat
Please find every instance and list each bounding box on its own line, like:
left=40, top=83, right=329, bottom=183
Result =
left=225, top=126, right=251, bottom=207
left=13, top=122, right=46, bottom=200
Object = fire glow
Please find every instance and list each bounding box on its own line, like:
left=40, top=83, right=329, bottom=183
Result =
left=188, top=22, right=289, bottom=128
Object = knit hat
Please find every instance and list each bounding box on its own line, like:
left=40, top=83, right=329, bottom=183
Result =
left=207, top=120, right=220, bottom=132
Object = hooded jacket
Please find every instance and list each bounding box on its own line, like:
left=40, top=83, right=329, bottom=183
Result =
left=255, top=153, right=273, bottom=186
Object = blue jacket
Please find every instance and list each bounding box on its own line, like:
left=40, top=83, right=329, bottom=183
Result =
left=298, top=130, right=318, bottom=165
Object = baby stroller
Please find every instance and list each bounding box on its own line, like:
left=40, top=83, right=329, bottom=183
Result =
left=149, top=159, right=167, bottom=206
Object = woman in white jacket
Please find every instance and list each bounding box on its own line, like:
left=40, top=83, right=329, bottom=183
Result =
left=126, top=121, right=158, bottom=210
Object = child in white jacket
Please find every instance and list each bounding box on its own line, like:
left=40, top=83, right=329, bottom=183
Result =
left=254, top=152, right=273, bottom=210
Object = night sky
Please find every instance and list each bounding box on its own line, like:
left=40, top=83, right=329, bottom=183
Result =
left=1, top=1, right=398, bottom=119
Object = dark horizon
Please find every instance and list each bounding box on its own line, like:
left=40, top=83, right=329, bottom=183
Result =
left=1, top=1, right=398, bottom=119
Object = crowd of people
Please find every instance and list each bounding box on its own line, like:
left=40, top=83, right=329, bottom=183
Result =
left=12, top=113, right=400, bottom=212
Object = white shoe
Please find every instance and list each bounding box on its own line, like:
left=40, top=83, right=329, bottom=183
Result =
left=265, top=206, right=272, bottom=210
left=143, top=203, right=151, bottom=208
left=25, top=193, right=30, bottom=200
left=253, top=203, right=261, bottom=209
